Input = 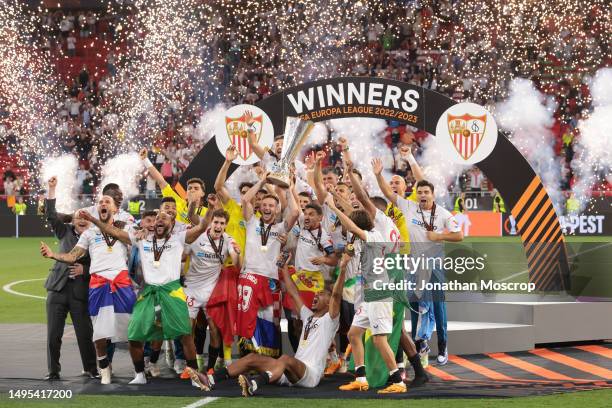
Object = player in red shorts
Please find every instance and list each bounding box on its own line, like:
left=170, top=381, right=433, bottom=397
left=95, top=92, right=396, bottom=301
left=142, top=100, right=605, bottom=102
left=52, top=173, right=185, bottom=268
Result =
left=235, top=173, right=299, bottom=356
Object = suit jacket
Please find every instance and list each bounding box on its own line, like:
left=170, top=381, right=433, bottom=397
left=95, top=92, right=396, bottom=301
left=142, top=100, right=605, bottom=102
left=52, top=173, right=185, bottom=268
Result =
left=44, top=199, right=91, bottom=301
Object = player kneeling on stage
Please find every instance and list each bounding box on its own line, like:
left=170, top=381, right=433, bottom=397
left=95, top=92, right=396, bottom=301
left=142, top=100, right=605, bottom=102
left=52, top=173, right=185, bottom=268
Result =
left=82, top=209, right=211, bottom=389
left=190, top=247, right=349, bottom=397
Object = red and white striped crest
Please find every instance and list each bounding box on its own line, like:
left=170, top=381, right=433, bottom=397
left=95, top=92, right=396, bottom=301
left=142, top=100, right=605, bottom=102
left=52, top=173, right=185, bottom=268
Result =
left=447, top=113, right=487, bottom=161
left=225, top=114, right=263, bottom=161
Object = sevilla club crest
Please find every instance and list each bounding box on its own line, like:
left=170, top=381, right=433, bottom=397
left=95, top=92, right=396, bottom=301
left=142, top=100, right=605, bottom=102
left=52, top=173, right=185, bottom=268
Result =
left=447, top=113, right=487, bottom=161
left=225, top=112, right=263, bottom=161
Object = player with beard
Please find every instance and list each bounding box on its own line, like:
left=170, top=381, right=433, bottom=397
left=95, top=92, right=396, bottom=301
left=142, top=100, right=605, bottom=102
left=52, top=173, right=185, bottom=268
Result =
left=307, top=151, right=355, bottom=372
left=182, top=209, right=240, bottom=374
left=237, top=173, right=299, bottom=357
left=81, top=209, right=212, bottom=388
left=324, top=194, right=406, bottom=393
left=213, top=147, right=261, bottom=365
left=40, top=195, right=136, bottom=385
left=190, top=250, right=349, bottom=397
left=292, top=203, right=337, bottom=307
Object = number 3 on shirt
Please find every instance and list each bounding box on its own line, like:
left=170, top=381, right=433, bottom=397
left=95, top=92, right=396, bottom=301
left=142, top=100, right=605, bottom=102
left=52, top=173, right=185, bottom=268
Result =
left=237, top=284, right=253, bottom=312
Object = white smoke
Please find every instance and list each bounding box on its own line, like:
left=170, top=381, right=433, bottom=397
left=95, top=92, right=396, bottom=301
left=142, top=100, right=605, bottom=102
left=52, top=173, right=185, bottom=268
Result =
left=40, top=154, right=79, bottom=213
left=572, top=68, right=612, bottom=211
left=495, top=78, right=563, bottom=215
left=100, top=153, right=144, bottom=202
left=328, top=117, right=389, bottom=196
left=195, top=104, right=226, bottom=143
left=305, top=122, right=329, bottom=147
left=418, top=133, right=471, bottom=206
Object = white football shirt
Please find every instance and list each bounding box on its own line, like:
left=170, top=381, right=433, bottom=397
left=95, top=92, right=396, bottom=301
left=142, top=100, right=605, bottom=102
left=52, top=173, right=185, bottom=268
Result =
left=294, top=225, right=334, bottom=273
left=294, top=306, right=340, bottom=381
left=242, top=216, right=287, bottom=280
left=129, top=229, right=187, bottom=286
left=76, top=226, right=129, bottom=279
left=184, top=231, right=235, bottom=289
left=396, top=196, right=460, bottom=256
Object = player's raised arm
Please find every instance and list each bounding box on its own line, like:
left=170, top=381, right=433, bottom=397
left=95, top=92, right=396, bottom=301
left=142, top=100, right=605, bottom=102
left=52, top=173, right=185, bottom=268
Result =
left=283, top=175, right=300, bottom=230
left=347, top=159, right=376, bottom=219
left=280, top=258, right=304, bottom=312
left=40, top=241, right=86, bottom=264
left=372, top=158, right=398, bottom=206
left=313, top=151, right=328, bottom=205
left=185, top=214, right=210, bottom=244
left=241, top=174, right=267, bottom=221
left=324, top=194, right=366, bottom=241
left=140, top=147, right=168, bottom=190
left=45, top=177, right=68, bottom=239
left=245, top=111, right=267, bottom=160
left=79, top=210, right=131, bottom=245
left=328, top=252, right=349, bottom=319
left=214, top=146, right=238, bottom=205
left=403, top=145, right=424, bottom=182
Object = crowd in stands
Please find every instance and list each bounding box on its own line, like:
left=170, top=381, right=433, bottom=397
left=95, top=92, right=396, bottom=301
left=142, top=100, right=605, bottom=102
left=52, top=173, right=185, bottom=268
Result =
left=1, top=2, right=610, bottom=203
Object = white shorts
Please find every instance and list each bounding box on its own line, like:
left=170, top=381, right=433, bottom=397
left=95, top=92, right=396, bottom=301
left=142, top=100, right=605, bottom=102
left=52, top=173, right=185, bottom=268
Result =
left=184, top=285, right=214, bottom=319
left=351, top=301, right=393, bottom=335
left=277, top=362, right=321, bottom=388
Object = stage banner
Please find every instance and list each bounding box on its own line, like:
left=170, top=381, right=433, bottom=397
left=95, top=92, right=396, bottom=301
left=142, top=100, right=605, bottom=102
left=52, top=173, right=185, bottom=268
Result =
left=181, top=76, right=571, bottom=290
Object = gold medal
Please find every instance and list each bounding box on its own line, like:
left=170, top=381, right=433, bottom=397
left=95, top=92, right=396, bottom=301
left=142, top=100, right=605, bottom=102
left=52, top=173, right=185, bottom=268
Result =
left=345, top=243, right=355, bottom=256
left=261, top=245, right=268, bottom=252
left=107, top=246, right=113, bottom=253
left=153, top=260, right=160, bottom=268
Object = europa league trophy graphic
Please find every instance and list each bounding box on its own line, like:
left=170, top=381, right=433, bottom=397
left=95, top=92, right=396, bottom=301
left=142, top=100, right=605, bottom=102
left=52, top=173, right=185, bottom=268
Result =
left=266, top=116, right=314, bottom=188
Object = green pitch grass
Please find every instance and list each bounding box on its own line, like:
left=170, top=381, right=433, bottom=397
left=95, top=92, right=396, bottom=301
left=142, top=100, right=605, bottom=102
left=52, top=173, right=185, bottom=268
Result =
left=0, top=237, right=610, bottom=324
left=1, top=389, right=612, bottom=408
left=1, top=237, right=611, bottom=407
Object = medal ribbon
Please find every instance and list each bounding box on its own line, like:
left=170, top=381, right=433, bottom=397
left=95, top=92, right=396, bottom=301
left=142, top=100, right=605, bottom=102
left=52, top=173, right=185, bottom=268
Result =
left=303, top=315, right=317, bottom=341
left=101, top=231, right=117, bottom=249
left=260, top=219, right=273, bottom=247
left=419, top=202, right=437, bottom=232
left=308, top=226, right=324, bottom=252
left=152, top=234, right=169, bottom=263
left=207, top=231, right=225, bottom=263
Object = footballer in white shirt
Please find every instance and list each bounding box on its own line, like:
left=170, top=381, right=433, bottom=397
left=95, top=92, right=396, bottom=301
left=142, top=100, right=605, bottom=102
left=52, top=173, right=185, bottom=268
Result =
left=82, top=208, right=214, bottom=389
left=40, top=195, right=135, bottom=386
left=323, top=193, right=406, bottom=394
left=184, top=209, right=240, bottom=372
left=189, top=245, right=349, bottom=397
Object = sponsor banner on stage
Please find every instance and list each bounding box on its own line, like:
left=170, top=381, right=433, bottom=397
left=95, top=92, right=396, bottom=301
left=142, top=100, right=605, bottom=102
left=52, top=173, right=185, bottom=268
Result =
left=559, top=213, right=612, bottom=236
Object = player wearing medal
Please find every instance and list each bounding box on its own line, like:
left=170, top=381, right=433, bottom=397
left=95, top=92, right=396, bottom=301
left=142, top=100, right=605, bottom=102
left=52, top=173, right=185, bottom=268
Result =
left=236, top=172, right=299, bottom=357
left=40, top=195, right=136, bottom=385
left=189, top=249, right=349, bottom=397
left=183, top=209, right=240, bottom=373
left=81, top=209, right=212, bottom=388
left=377, top=175, right=463, bottom=367
left=324, top=193, right=406, bottom=393
left=292, top=202, right=337, bottom=301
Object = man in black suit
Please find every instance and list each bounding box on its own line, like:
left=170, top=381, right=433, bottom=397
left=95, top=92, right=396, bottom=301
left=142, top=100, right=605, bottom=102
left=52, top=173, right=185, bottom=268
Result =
left=43, top=176, right=97, bottom=380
